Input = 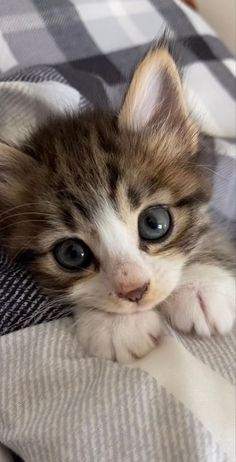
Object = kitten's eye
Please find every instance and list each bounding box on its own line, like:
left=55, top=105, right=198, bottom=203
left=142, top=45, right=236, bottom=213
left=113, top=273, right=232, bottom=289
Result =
left=138, top=206, right=171, bottom=241
left=53, top=238, right=93, bottom=271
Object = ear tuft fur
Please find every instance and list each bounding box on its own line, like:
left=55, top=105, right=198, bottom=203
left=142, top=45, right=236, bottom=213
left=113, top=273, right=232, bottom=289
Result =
left=119, top=38, right=194, bottom=138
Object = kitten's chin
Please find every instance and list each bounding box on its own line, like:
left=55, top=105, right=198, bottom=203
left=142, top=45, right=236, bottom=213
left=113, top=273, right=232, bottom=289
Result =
left=136, top=302, right=158, bottom=312
left=102, top=300, right=158, bottom=315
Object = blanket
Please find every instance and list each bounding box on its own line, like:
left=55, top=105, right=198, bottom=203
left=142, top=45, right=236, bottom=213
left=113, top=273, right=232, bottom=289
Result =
left=0, top=1, right=235, bottom=461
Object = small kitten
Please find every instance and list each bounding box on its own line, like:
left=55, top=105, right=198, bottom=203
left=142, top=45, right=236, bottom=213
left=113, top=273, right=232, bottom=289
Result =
left=0, top=45, right=235, bottom=363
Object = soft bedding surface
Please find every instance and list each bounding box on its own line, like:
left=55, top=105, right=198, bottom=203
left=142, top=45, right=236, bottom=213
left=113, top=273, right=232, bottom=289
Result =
left=0, top=1, right=235, bottom=461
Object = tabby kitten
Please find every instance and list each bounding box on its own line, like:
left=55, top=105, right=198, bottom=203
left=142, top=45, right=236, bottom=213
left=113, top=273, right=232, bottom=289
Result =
left=0, top=46, right=235, bottom=363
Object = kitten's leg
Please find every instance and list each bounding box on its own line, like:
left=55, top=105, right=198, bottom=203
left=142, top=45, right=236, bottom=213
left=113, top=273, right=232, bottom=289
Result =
left=74, top=308, right=162, bottom=364
left=161, top=263, right=235, bottom=336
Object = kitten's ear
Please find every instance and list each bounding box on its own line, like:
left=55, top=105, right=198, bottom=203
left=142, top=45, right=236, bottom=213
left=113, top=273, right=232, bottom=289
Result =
left=0, top=143, right=36, bottom=196
left=119, top=47, right=190, bottom=132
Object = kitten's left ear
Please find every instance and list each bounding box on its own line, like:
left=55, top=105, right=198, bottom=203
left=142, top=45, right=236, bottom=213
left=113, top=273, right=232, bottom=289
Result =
left=119, top=46, right=195, bottom=135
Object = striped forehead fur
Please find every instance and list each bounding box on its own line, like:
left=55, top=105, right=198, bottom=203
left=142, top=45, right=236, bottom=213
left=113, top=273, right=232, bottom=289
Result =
left=0, top=109, right=210, bottom=252
left=0, top=44, right=213, bottom=299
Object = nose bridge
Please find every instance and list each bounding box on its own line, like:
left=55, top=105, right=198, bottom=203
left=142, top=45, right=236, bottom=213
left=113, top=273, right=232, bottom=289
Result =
left=114, top=261, right=147, bottom=291
left=98, top=206, right=140, bottom=266
left=101, top=227, right=146, bottom=286
left=97, top=204, right=150, bottom=291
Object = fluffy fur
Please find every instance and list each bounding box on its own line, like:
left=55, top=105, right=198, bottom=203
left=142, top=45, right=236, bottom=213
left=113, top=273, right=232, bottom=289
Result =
left=0, top=45, right=235, bottom=363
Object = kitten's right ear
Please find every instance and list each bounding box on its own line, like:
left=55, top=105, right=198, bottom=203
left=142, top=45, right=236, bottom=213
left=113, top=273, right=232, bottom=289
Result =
left=0, top=143, right=36, bottom=195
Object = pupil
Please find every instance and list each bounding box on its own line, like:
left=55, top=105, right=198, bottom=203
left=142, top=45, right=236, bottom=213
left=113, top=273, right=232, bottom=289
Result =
left=146, top=215, right=157, bottom=230
left=68, top=245, right=81, bottom=260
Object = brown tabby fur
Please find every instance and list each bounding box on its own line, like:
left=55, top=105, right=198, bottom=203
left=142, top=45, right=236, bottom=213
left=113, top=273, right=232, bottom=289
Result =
left=0, top=45, right=234, bottom=302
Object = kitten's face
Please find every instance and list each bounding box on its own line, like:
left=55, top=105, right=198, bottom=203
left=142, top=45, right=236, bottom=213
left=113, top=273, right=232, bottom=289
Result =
left=0, top=48, right=210, bottom=315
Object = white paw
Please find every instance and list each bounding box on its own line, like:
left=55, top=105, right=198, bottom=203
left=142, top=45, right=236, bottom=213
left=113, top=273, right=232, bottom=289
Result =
left=162, top=265, right=235, bottom=336
left=74, top=308, right=162, bottom=364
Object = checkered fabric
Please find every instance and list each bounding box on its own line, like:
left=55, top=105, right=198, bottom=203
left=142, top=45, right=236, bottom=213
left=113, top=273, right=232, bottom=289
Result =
left=0, top=0, right=235, bottom=335
left=0, top=1, right=235, bottom=131
left=0, top=2, right=235, bottom=462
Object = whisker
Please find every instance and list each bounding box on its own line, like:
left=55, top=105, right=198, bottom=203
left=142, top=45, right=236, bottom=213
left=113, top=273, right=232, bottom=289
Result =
left=69, top=306, right=97, bottom=329
left=0, top=211, right=57, bottom=225
left=0, top=219, right=58, bottom=233
left=187, top=161, right=228, bottom=180
left=17, top=303, right=72, bottom=325
left=13, top=297, right=72, bottom=321
left=0, top=201, right=55, bottom=217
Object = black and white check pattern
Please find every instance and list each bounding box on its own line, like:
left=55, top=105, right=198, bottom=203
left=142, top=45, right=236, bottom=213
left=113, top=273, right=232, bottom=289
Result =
left=0, top=0, right=235, bottom=335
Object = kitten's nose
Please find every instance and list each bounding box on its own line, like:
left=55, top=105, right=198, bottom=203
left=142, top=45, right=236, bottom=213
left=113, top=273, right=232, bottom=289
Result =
left=117, top=281, right=150, bottom=303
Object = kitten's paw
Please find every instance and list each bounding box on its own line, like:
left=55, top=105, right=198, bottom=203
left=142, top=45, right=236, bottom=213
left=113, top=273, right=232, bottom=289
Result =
left=162, top=265, right=235, bottom=336
left=75, top=308, right=162, bottom=364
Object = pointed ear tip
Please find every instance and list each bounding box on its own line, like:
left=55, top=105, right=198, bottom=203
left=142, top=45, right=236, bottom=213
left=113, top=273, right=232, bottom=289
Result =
left=147, top=46, right=177, bottom=68
left=139, top=46, right=180, bottom=83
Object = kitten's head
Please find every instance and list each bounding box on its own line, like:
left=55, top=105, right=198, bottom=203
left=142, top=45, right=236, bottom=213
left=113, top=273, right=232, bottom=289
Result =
left=0, top=46, right=211, bottom=314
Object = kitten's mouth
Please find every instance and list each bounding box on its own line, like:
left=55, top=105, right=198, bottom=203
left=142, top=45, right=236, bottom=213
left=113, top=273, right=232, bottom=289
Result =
left=136, top=301, right=157, bottom=312
left=103, top=300, right=157, bottom=315
left=108, top=291, right=168, bottom=314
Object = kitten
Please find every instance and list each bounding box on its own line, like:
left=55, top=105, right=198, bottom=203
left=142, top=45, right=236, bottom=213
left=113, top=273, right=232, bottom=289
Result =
left=0, top=45, right=235, bottom=363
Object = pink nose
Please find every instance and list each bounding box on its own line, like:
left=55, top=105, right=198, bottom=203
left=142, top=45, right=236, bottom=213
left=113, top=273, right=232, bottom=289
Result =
left=117, top=281, right=150, bottom=303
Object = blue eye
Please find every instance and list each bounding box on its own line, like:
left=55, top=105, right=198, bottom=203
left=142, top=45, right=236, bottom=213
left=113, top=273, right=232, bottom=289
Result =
left=138, top=206, right=172, bottom=241
left=53, top=238, right=93, bottom=271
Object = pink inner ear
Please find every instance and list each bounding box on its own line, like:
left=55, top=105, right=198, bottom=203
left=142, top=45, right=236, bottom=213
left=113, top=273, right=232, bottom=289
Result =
left=119, top=48, right=189, bottom=133
left=129, top=65, right=163, bottom=131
